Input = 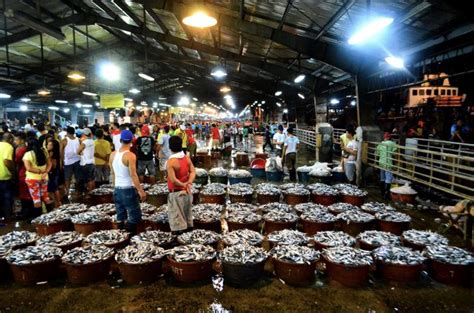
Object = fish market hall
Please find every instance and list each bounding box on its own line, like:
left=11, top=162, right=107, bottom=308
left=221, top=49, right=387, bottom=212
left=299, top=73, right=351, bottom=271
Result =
left=0, top=1, right=473, bottom=312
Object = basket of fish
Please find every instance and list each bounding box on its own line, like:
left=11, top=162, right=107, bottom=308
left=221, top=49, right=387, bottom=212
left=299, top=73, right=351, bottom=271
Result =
left=89, top=203, right=116, bottom=216
left=71, top=212, right=112, bottom=236
left=0, top=246, right=12, bottom=280
left=271, top=244, right=320, bottom=286
left=360, top=202, right=395, bottom=215
left=220, top=244, right=268, bottom=287
left=356, top=230, right=401, bottom=251
left=372, top=245, right=426, bottom=282
left=300, top=209, right=337, bottom=236
left=131, top=230, right=176, bottom=248
left=84, top=230, right=130, bottom=249
left=226, top=203, right=259, bottom=214
left=209, top=167, right=228, bottom=184
left=31, top=212, right=73, bottom=235
left=339, top=187, right=368, bottom=207
left=228, top=169, right=253, bottom=185
left=226, top=210, right=262, bottom=232
left=62, top=245, right=115, bottom=284
left=312, top=231, right=356, bottom=251
left=89, top=186, right=114, bottom=205
left=0, top=231, right=38, bottom=250
left=147, top=183, right=169, bottom=206
left=116, top=243, right=166, bottom=284
left=337, top=211, right=375, bottom=236
left=191, top=184, right=201, bottom=204
left=263, top=210, right=299, bottom=234
left=293, top=203, right=326, bottom=215
left=259, top=202, right=293, bottom=214
left=142, top=209, right=170, bottom=232
left=424, top=245, right=474, bottom=286
left=267, top=229, right=309, bottom=248
left=279, top=182, right=307, bottom=192
left=390, top=184, right=417, bottom=204
left=375, top=211, right=412, bottom=235
left=194, top=168, right=209, bottom=185
left=283, top=187, right=310, bottom=206
left=166, top=244, right=216, bottom=283
left=222, top=229, right=264, bottom=247
left=322, top=246, right=374, bottom=287
left=327, top=202, right=359, bottom=215
left=401, top=230, right=448, bottom=251
left=140, top=202, right=159, bottom=215
left=228, top=183, right=254, bottom=204
left=36, top=231, right=84, bottom=253
left=200, top=183, right=226, bottom=205
left=109, top=215, right=148, bottom=234
left=177, top=229, right=221, bottom=248
left=193, top=204, right=222, bottom=233
left=235, top=151, right=250, bottom=167
left=6, top=246, right=63, bottom=285
left=308, top=184, right=339, bottom=206
left=56, top=203, right=89, bottom=216
left=255, top=183, right=281, bottom=204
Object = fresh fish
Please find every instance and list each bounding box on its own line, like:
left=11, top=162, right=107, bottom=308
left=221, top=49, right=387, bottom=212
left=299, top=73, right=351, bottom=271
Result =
left=115, top=242, right=165, bottom=264
left=228, top=183, right=254, bottom=196
left=227, top=210, right=262, bottom=224
left=424, top=245, right=474, bottom=265
left=140, top=203, right=159, bottom=215
left=300, top=209, right=337, bottom=223
left=6, top=246, right=62, bottom=265
left=84, top=230, right=129, bottom=246
left=255, top=183, right=281, bottom=196
left=357, top=230, right=401, bottom=248
left=177, top=229, right=220, bottom=245
left=130, top=230, right=176, bottom=247
left=267, top=229, right=309, bottom=245
left=0, top=246, right=12, bottom=259
left=195, top=168, right=209, bottom=177
left=259, top=202, right=293, bottom=214
left=375, top=211, right=411, bottom=223
left=201, top=183, right=226, bottom=196
left=337, top=210, right=375, bottom=223
left=31, top=212, right=71, bottom=225
left=270, top=244, right=320, bottom=264
left=332, top=183, right=359, bottom=192
left=89, top=203, right=116, bottom=215
left=323, top=246, right=373, bottom=266
left=209, top=167, right=228, bottom=177
left=0, top=231, right=38, bottom=249
left=222, top=229, right=263, bottom=246
left=220, top=244, right=268, bottom=264
left=193, top=205, right=222, bottom=223
left=37, top=231, right=83, bottom=248
left=282, top=187, right=310, bottom=196
left=313, top=231, right=356, bottom=248
left=226, top=203, right=259, bottom=214
left=62, top=245, right=114, bottom=264
left=140, top=183, right=151, bottom=191
left=402, top=230, right=448, bottom=247
left=147, top=183, right=169, bottom=195
left=167, top=244, right=216, bottom=262
left=263, top=210, right=299, bottom=223
left=89, top=186, right=114, bottom=195
left=373, top=245, right=426, bottom=265
left=142, top=211, right=168, bottom=224
left=328, top=202, right=358, bottom=214
left=361, top=202, right=395, bottom=214
left=307, top=183, right=338, bottom=196
left=279, top=183, right=306, bottom=191
left=228, top=169, right=252, bottom=178
left=56, top=203, right=88, bottom=215
left=338, top=188, right=368, bottom=197
left=71, top=212, right=111, bottom=224
left=293, top=203, right=327, bottom=215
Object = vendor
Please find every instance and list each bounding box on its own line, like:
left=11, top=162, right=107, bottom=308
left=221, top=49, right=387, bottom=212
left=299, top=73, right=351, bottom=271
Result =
left=342, top=127, right=358, bottom=184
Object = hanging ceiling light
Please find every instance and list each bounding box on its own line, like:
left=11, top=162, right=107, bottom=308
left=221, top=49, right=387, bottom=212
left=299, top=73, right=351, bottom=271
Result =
left=294, top=74, right=305, bottom=83
left=276, top=102, right=282, bottom=107
left=37, top=88, right=51, bottom=96
left=297, top=93, right=305, bottom=99
left=220, top=86, right=231, bottom=93
left=385, top=56, right=405, bottom=69
left=330, top=98, right=340, bottom=105
left=274, top=91, right=282, bottom=96
left=0, top=93, right=11, bottom=99
left=20, top=97, right=31, bottom=102
left=129, top=88, right=140, bottom=94
left=124, top=97, right=133, bottom=102
left=55, top=100, right=68, bottom=104
left=211, top=69, right=227, bottom=78
left=98, top=62, right=120, bottom=81
left=348, top=17, right=394, bottom=45
left=138, top=73, right=155, bottom=81
left=82, top=91, right=97, bottom=96
left=67, top=70, right=86, bottom=81
left=183, top=11, right=217, bottom=28
left=20, top=105, right=28, bottom=111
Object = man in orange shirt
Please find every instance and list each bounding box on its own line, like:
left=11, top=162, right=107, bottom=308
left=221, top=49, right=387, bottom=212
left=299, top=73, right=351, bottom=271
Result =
left=185, top=123, right=197, bottom=158
left=211, top=123, right=220, bottom=150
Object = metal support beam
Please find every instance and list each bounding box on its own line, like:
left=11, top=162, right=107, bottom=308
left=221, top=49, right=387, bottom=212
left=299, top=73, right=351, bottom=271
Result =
left=312, top=0, right=356, bottom=42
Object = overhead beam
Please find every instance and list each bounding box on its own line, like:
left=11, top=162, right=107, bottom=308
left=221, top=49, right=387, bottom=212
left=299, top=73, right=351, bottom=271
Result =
left=312, top=0, right=356, bottom=42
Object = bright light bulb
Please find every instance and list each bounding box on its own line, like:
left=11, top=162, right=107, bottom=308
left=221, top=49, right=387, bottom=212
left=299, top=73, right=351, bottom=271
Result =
left=20, top=105, right=28, bottom=111
left=297, top=93, right=305, bottom=99
left=48, top=106, right=59, bottom=111
left=211, top=69, right=227, bottom=78
left=83, top=109, right=90, bottom=114
left=385, top=56, right=405, bottom=69
left=283, top=109, right=288, bottom=113
left=82, top=91, right=97, bottom=96
left=20, top=97, right=31, bottom=102
left=276, top=102, right=282, bottom=107
left=294, top=74, right=305, bottom=83
left=275, top=91, right=282, bottom=96
left=99, top=62, right=120, bottom=81
left=350, top=100, right=356, bottom=106
left=330, top=98, right=340, bottom=105
left=348, top=17, right=394, bottom=45
left=138, top=73, right=154, bottom=81
left=63, top=108, right=70, bottom=113
left=55, top=100, right=68, bottom=104
left=129, top=88, right=140, bottom=94
left=182, top=12, right=217, bottom=28
left=0, top=93, right=11, bottom=99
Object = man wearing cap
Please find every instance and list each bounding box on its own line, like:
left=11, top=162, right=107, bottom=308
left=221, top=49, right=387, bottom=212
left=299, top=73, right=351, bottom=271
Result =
left=136, top=124, right=156, bottom=184
left=77, top=128, right=96, bottom=194
left=110, top=130, right=146, bottom=235
left=376, top=132, right=397, bottom=199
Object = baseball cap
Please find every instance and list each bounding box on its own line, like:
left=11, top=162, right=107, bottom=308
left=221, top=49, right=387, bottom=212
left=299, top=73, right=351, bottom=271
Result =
left=82, top=128, right=92, bottom=136
left=120, top=129, right=133, bottom=141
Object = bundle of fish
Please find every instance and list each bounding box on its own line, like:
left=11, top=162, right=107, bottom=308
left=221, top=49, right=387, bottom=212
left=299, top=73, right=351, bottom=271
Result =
left=0, top=246, right=12, bottom=259
left=263, top=210, right=298, bottom=223
left=255, top=183, right=281, bottom=195
left=0, top=231, right=38, bottom=249
left=313, top=231, right=356, bottom=248
left=373, top=245, right=426, bottom=265
left=293, top=203, right=327, bottom=215
left=375, top=211, right=412, bottom=223
left=115, top=243, right=166, bottom=264
left=270, top=244, right=320, bottom=264
left=201, top=183, right=226, bottom=195
left=130, top=230, right=176, bottom=247
left=147, top=183, right=169, bottom=195
left=195, top=168, right=209, bottom=177
left=282, top=187, right=310, bottom=196
left=323, top=246, right=374, bottom=266
left=228, top=169, right=252, bottom=178
left=194, top=203, right=224, bottom=214
left=339, top=188, right=368, bottom=197
left=37, top=231, right=84, bottom=248
left=333, top=183, right=359, bottom=192
left=279, top=183, right=306, bottom=191
left=300, top=209, right=338, bottom=223
left=31, top=211, right=71, bottom=225
left=193, top=208, right=221, bottom=223
left=267, top=229, right=309, bottom=245
left=190, top=184, right=200, bottom=194
left=193, top=183, right=202, bottom=189
left=424, top=245, right=474, bottom=265
left=259, top=202, right=293, bottom=213
left=167, top=244, right=216, bottom=262
left=222, top=229, right=263, bottom=246
left=357, top=230, right=401, bottom=247
left=227, top=210, right=262, bottom=224
left=139, top=203, right=158, bottom=215
left=328, top=202, right=359, bottom=214
left=177, top=229, right=220, bottom=245
left=84, top=230, right=129, bottom=246
left=220, top=244, right=268, bottom=265
left=56, top=203, right=88, bottom=215
left=228, top=183, right=254, bottom=196
left=337, top=210, right=375, bottom=223
left=401, top=230, right=448, bottom=247
left=89, top=186, right=114, bottom=195
left=142, top=211, right=168, bottom=224
left=226, top=203, right=259, bottom=214
left=71, top=212, right=111, bottom=224
left=62, top=245, right=114, bottom=265
left=89, top=203, right=116, bottom=215
left=6, top=246, right=63, bottom=265
left=307, top=184, right=338, bottom=196
left=361, top=202, right=395, bottom=214
left=209, top=167, right=228, bottom=177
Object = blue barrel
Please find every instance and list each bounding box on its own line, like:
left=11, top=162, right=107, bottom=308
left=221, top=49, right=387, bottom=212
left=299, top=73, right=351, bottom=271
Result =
left=297, top=171, right=309, bottom=183
left=250, top=168, right=266, bottom=178
left=332, top=171, right=346, bottom=183
left=228, top=177, right=253, bottom=185
left=266, top=171, right=284, bottom=182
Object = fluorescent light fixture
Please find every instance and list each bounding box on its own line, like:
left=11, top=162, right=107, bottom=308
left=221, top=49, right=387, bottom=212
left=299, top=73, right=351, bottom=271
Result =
left=275, top=91, right=282, bottom=96
left=294, top=74, right=305, bottom=83
left=95, top=102, right=100, bottom=107
left=348, top=17, right=394, bottom=45
left=258, top=103, right=262, bottom=107
left=262, top=101, right=266, bottom=104
left=37, top=88, right=51, bottom=96
left=385, top=56, right=405, bottom=69
left=83, top=109, right=90, bottom=114
left=178, top=96, right=190, bottom=106
left=82, top=104, right=93, bottom=108
left=223, top=95, right=232, bottom=99
left=159, top=97, right=167, bottom=100
left=276, top=102, right=282, bottom=107
left=330, top=98, right=340, bottom=105
left=0, top=93, right=11, bottom=99
left=75, top=102, right=82, bottom=108
left=82, top=91, right=97, bottom=97
left=48, top=106, right=59, bottom=111
left=63, top=108, right=70, bottom=113
left=153, top=102, right=158, bottom=108
left=141, top=101, right=148, bottom=106
left=124, top=97, right=133, bottom=102
left=283, top=109, right=288, bottom=113
left=20, top=97, right=31, bottom=102
left=220, top=86, right=231, bottom=93
left=211, top=69, right=227, bottom=78
left=138, top=73, right=154, bottom=81
left=182, top=11, right=217, bottom=28
left=297, top=93, right=305, bottom=99
left=55, top=100, right=68, bottom=104
left=20, top=105, right=28, bottom=111
left=129, top=88, right=140, bottom=94
left=67, top=70, right=85, bottom=81
left=99, top=62, right=120, bottom=81
left=350, top=100, right=356, bottom=106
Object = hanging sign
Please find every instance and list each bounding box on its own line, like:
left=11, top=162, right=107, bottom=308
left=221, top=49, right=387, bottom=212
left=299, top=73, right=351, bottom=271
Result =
left=100, top=94, right=124, bottom=109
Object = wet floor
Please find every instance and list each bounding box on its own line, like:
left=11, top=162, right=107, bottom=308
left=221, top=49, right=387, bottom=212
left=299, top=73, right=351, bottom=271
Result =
left=0, top=138, right=472, bottom=313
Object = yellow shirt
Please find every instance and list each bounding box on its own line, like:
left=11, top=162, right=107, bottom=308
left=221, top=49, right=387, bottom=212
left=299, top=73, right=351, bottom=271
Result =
left=23, top=150, right=48, bottom=181
left=94, top=139, right=112, bottom=166
left=174, top=129, right=188, bottom=148
left=0, top=142, right=13, bottom=180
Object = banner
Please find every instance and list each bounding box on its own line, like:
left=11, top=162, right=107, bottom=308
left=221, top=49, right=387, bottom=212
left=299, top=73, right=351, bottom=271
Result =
left=100, top=94, right=124, bottom=109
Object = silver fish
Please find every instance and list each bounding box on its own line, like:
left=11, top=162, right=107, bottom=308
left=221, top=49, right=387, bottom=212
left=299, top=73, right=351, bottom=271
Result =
left=115, top=242, right=165, bottom=264
left=402, top=230, right=448, bottom=246
left=209, top=167, right=228, bottom=177
left=6, top=245, right=62, bottom=265
left=0, top=231, right=38, bottom=249
left=375, top=211, right=411, bottom=223
left=313, top=231, right=355, bottom=247
left=357, top=230, right=400, bottom=247
left=195, top=168, right=209, bottom=177
left=71, top=212, right=111, bottom=224
left=62, top=245, right=114, bottom=264
left=201, top=183, right=226, bottom=196
left=56, top=203, right=88, bottom=215
left=177, top=229, right=220, bottom=245
left=424, top=245, right=474, bottom=265
left=279, top=183, right=306, bottom=191
left=31, top=212, right=71, bottom=225
left=328, top=202, right=359, bottom=214
left=226, top=203, right=259, bottom=214
left=228, top=183, right=254, bottom=196
left=267, top=229, right=309, bottom=245
left=227, top=211, right=262, bottom=224
left=222, top=229, right=263, bottom=246
left=89, top=186, right=114, bottom=195
left=37, top=231, right=83, bottom=248
left=361, top=202, right=395, bottom=214
left=84, top=230, right=129, bottom=246
left=130, top=230, right=175, bottom=247
left=89, top=203, right=116, bottom=215
left=282, top=187, right=310, bottom=196
left=270, top=244, right=320, bottom=264
left=337, top=210, right=375, bottom=223
left=300, top=209, right=337, bottom=223
left=255, top=183, right=281, bottom=196
left=140, top=203, right=159, bottom=214
left=373, top=245, right=425, bottom=265
left=259, top=202, right=293, bottom=214
left=323, top=246, right=373, bottom=266
left=228, top=169, right=252, bottom=178
left=220, top=244, right=268, bottom=265
left=307, top=183, right=338, bottom=196
left=263, top=210, right=298, bottom=223
left=167, top=244, right=216, bottom=262
left=294, top=203, right=327, bottom=215
left=147, top=183, right=169, bottom=196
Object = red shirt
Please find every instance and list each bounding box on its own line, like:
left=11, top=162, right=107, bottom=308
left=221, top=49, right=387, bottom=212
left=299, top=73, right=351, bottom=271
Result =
left=167, top=157, right=189, bottom=191
left=185, top=129, right=195, bottom=145
left=211, top=127, right=220, bottom=140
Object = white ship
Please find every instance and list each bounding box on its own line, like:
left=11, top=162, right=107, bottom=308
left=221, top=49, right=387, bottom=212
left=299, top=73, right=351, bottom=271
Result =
left=406, top=73, right=465, bottom=108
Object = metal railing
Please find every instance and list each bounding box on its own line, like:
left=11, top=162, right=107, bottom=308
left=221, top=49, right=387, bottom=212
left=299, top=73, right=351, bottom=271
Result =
left=333, top=128, right=345, bottom=145
left=294, top=128, right=317, bottom=147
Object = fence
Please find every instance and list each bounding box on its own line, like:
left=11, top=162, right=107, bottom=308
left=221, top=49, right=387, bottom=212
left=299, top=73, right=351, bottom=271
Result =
left=294, top=128, right=317, bottom=147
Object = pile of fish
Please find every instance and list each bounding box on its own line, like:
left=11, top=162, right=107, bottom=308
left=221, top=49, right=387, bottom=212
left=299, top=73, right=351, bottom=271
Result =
left=307, top=162, right=332, bottom=177
left=328, top=202, right=358, bottom=214
left=142, top=211, right=168, bottom=224
left=193, top=207, right=221, bottom=223
left=31, top=212, right=71, bottom=225
left=140, top=203, right=158, bottom=214
left=375, top=211, right=412, bottom=223
left=333, top=183, right=359, bottom=192
left=313, top=231, right=356, bottom=248
left=209, top=167, right=228, bottom=177
left=0, top=246, right=12, bottom=259
left=361, top=202, right=395, bottom=214
left=116, top=243, right=166, bottom=264
left=263, top=210, right=298, bottom=223
left=0, top=231, right=38, bottom=249
left=222, top=229, right=263, bottom=246
left=147, top=183, right=169, bottom=195
left=89, top=203, right=116, bottom=215
left=270, top=244, right=320, bottom=264
left=177, top=229, right=220, bottom=245
left=167, top=244, right=216, bottom=262
left=259, top=202, right=293, bottom=213
left=37, top=231, right=84, bottom=248
left=194, top=203, right=224, bottom=213
left=6, top=246, right=63, bottom=265
left=294, top=203, right=326, bottom=215
left=100, top=184, right=114, bottom=189
left=424, top=245, right=474, bottom=265
left=357, top=231, right=401, bottom=248
left=307, top=183, right=338, bottom=196
left=140, top=183, right=151, bottom=191
left=279, top=183, right=306, bottom=191
left=373, top=246, right=426, bottom=265
left=56, top=203, right=88, bottom=215
left=339, top=187, right=368, bottom=197
left=201, top=183, right=226, bottom=196
left=283, top=187, right=310, bottom=196
left=89, top=186, right=113, bottom=195
left=300, top=209, right=338, bottom=223
left=84, top=230, right=129, bottom=246
left=195, top=168, right=209, bottom=177
left=131, top=230, right=176, bottom=247
left=220, top=244, right=268, bottom=265
left=228, top=183, right=254, bottom=196
left=402, top=230, right=449, bottom=247
left=228, top=169, right=252, bottom=178
left=267, top=229, right=309, bottom=245
left=337, top=210, right=375, bottom=223
left=255, top=183, right=281, bottom=196
left=62, top=245, right=114, bottom=265
left=71, top=212, right=111, bottom=224
left=227, top=210, right=262, bottom=224
left=323, top=246, right=374, bottom=266
left=226, top=203, right=258, bottom=214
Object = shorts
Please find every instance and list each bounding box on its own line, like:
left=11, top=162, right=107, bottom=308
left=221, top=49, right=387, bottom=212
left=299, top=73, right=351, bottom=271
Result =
left=114, top=187, right=141, bottom=224
left=167, top=191, right=193, bottom=231
left=138, top=159, right=156, bottom=176
left=159, top=158, right=168, bottom=171
left=47, top=174, right=59, bottom=192
left=25, top=178, right=50, bottom=205
left=80, top=164, right=95, bottom=183
left=64, top=161, right=81, bottom=181
left=344, top=162, right=356, bottom=182
left=380, top=170, right=394, bottom=184
left=95, top=165, right=110, bottom=182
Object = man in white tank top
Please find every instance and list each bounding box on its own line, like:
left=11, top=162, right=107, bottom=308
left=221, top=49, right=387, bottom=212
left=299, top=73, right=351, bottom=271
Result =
left=109, top=130, right=146, bottom=234
left=60, top=126, right=81, bottom=200
left=77, top=128, right=95, bottom=194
